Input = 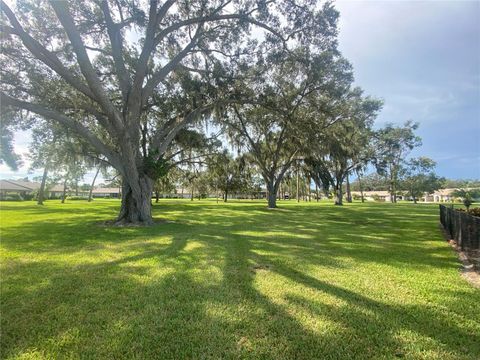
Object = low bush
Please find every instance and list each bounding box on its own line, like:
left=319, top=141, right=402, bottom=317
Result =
left=0, top=194, right=24, bottom=201
left=66, top=196, right=90, bottom=201
left=456, top=207, right=480, bottom=217
left=468, top=207, right=480, bottom=217
left=372, top=194, right=385, bottom=202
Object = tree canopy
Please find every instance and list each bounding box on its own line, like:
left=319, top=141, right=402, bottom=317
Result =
left=1, top=0, right=344, bottom=223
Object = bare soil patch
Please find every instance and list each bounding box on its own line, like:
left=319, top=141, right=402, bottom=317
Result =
left=98, top=218, right=175, bottom=227
left=439, top=224, right=480, bottom=288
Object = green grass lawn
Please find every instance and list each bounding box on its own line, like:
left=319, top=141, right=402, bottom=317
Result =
left=1, top=199, right=479, bottom=359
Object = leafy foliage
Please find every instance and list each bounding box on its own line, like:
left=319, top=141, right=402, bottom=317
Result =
left=373, top=121, right=422, bottom=202
left=304, top=88, right=382, bottom=204
left=401, top=157, right=444, bottom=202
left=452, top=188, right=480, bottom=210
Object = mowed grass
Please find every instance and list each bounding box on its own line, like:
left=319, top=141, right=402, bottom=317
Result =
left=0, top=199, right=479, bottom=360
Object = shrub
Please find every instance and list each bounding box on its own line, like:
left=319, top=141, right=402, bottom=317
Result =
left=463, top=197, right=473, bottom=210
left=455, top=207, right=480, bottom=217
left=66, top=196, right=90, bottom=201
left=468, top=207, right=480, bottom=217
left=0, top=193, right=24, bottom=201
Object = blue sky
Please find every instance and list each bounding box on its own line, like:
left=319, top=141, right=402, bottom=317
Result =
left=1, top=0, right=479, bottom=181
left=336, top=0, right=480, bottom=179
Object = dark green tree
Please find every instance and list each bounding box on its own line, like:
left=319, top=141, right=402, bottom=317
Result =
left=206, top=151, right=250, bottom=202
left=452, top=188, right=480, bottom=211
left=373, top=121, right=422, bottom=203
left=401, top=157, right=444, bottom=204
left=226, top=46, right=353, bottom=208
left=305, top=89, right=382, bottom=205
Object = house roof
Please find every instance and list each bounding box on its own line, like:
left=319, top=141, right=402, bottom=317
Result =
left=0, top=180, right=40, bottom=191
left=10, top=180, right=41, bottom=190
left=92, top=187, right=120, bottom=194
left=49, top=184, right=66, bottom=192
left=431, top=188, right=480, bottom=196
left=350, top=188, right=480, bottom=197
left=432, top=189, right=454, bottom=196
left=350, top=190, right=391, bottom=197
left=0, top=180, right=69, bottom=193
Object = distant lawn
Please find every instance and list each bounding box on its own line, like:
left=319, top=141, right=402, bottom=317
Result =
left=1, top=199, right=479, bottom=359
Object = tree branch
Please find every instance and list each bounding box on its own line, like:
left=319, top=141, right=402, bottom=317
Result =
left=142, top=27, right=202, bottom=104
left=0, top=1, right=95, bottom=100
left=1, top=92, right=121, bottom=169
left=154, top=104, right=213, bottom=155
left=100, top=0, right=130, bottom=100
left=152, top=13, right=285, bottom=49
left=49, top=0, right=124, bottom=132
left=232, top=106, right=269, bottom=175
left=128, top=0, right=160, bottom=118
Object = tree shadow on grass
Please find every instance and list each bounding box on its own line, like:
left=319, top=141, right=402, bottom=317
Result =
left=1, top=201, right=479, bottom=359
left=269, top=257, right=479, bottom=358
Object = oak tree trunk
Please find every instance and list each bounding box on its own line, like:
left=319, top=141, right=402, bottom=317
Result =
left=267, top=190, right=277, bottom=208
left=334, top=183, right=343, bottom=205
left=390, top=172, right=397, bottom=203
left=61, top=177, right=68, bottom=203
left=37, top=165, right=48, bottom=205
left=357, top=172, right=365, bottom=203
left=296, top=167, right=300, bottom=203
left=266, top=179, right=278, bottom=209
left=346, top=173, right=352, bottom=203
left=116, top=175, right=154, bottom=225
left=88, top=166, right=101, bottom=202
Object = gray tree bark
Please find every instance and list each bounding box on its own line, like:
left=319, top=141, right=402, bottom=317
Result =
left=296, top=166, right=300, bottom=203
left=61, top=177, right=68, bottom=204
left=334, top=183, right=343, bottom=205
left=356, top=171, right=365, bottom=203
left=88, top=166, right=101, bottom=202
left=346, top=173, right=352, bottom=203
left=37, top=165, right=48, bottom=205
left=266, top=178, right=279, bottom=208
left=116, top=175, right=154, bottom=225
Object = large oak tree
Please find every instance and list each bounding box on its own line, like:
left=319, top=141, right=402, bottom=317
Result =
left=1, top=0, right=331, bottom=224
left=373, top=121, right=422, bottom=203
left=224, top=46, right=353, bottom=208
left=305, top=88, right=382, bottom=205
